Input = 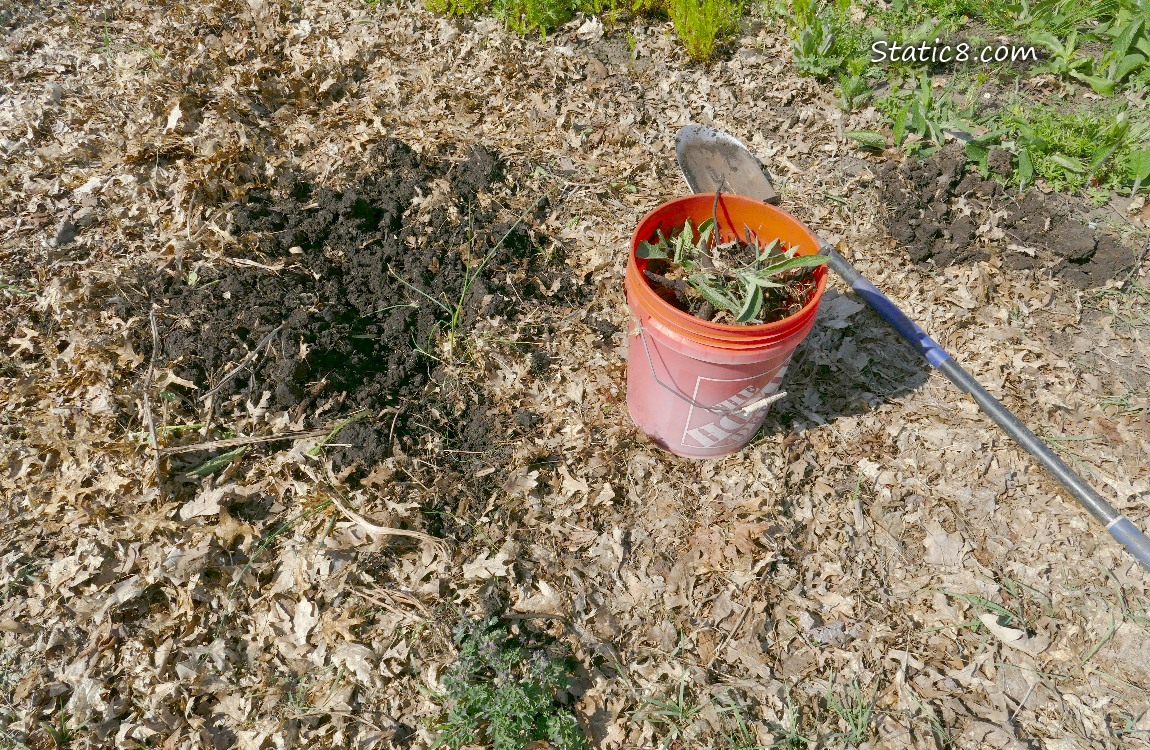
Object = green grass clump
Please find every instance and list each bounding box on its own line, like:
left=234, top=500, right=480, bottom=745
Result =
left=495, top=0, right=576, bottom=35
left=425, top=0, right=491, bottom=16
left=423, top=0, right=591, bottom=35
left=432, top=617, right=585, bottom=750
left=669, top=0, right=742, bottom=61
left=825, top=678, right=878, bottom=746
left=996, top=101, right=1150, bottom=190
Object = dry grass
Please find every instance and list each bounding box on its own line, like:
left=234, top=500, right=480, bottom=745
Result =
left=1, top=0, right=1148, bottom=748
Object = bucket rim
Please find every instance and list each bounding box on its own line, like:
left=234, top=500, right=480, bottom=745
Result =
left=628, top=193, right=827, bottom=347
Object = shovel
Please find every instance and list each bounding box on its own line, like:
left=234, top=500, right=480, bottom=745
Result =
left=675, top=124, right=1150, bottom=572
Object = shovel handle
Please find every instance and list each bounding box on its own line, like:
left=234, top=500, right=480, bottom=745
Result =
left=817, top=244, right=1150, bottom=571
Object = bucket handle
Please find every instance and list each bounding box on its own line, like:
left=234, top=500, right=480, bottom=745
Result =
left=633, top=322, right=787, bottom=416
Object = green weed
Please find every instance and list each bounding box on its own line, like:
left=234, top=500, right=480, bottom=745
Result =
left=772, top=683, right=811, bottom=749
left=391, top=190, right=555, bottom=363
left=432, top=617, right=585, bottom=750
left=128, top=421, right=205, bottom=443
left=874, top=73, right=978, bottom=155
left=635, top=675, right=707, bottom=748
left=1089, top=279, right=1150, bottom=327
left=825, top=677, right=878, bottom=746
left=836, top=59, right=871, bottom=112
left=217, top=497, right=335, bottom=638
left=636, top=216, right=827, bottom=324
left=425, top=0, right=490, bottom=16
left=1102, top=566, right=1150, bottom=632
left=1101, top=392, right=1150, bottom=416
left=911, top=696, right=954, bottom=749
left=996, top=101, right=1150, bottom=190
left=779, top=0, right=1150, bottom=199
left=44, top=700, right=86, bottom=748
left=421, top=0, right=604, bottom=35
left=670, top=0, right=742, bottom=61
left=305, top=409, right=368, bottom=457
left=185, top=446, right=248, bottom=478
left=1114, top=711, right=1150, bottom=741
left=0, top=275, right=34, bottom=297
left=495, top=0, right=576, bottom=35
left=935, top=575, right=1051, bottom=635
left=788, top=0, right=866, bottom=79
left=714, top=693, right=773, bottom=749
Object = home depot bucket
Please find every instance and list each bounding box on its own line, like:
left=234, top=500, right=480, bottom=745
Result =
left=625, top=194, right=828, bottom=458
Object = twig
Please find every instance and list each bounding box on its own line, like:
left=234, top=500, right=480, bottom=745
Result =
left=327, top=492, right=446, bottom=550
left=199, top=323, right=283, bottom=402
left=357, top=587, right=429, bottom=617
left=306, top=409, right=368, bottom=457
left=158, top=427, right=328, bottom=456
left=502, top=612, right=571, bottom=624
left=221, top=257, right=286, bottom=271
left=701, top=180, right=725, bottom=272
left=1009, top=678, right=1038, bottom=723
left=706, top=600, right=752, bottom=671
left=387, top=408, right=402, bottom=449
left=145, top=307, right=162, bottom=487
left=291, top=709, right=386, bottom=733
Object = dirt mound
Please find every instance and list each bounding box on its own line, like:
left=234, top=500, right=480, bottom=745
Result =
left=127, top=139, right=578, bottom=481
left=878, top=144, right=1135, bottom=288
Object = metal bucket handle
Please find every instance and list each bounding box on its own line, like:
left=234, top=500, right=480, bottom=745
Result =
left=632, top=319, right=787, bottom=416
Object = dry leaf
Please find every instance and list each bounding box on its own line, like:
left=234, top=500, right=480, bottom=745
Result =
left=462, top=545, right=512, bottom=580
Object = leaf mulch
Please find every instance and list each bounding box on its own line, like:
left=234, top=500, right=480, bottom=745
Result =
left=1, top=1, right=1149, bottom=748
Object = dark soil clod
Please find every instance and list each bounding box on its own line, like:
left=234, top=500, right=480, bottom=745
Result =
left=878, top=144, right=1135, bottom=288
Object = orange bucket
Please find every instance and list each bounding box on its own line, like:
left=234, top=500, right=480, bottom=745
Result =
left=625, top=194, right=828, bottom=458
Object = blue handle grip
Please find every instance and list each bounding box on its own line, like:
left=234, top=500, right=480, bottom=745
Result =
left=850, top=276, right=952, bottom=368
left=818, top=244, right=951, bottom=368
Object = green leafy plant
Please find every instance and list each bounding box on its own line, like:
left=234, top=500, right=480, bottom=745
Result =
left=1099, top=14, right=1149, bottom=88
left=669, top=0, right=741, bottom=61
left=846, top=130, right=888, bottom=151
left=792, top=15, right=842, bottom=77
left=997, top=101, right=1150, bottom=190
left=495, top=0, right=575, bottom=35
left=185, top=445, right=248, bottom=478
left=432, top=617, right=585, bottom=750
left=1128, top=148, right=1150, bottom=192
left=788, top=0, right=864, bottom=79
left=424, top=0, right=491, bottom=16
left=999, top=0, right=1150, bottom=94
left=1033, top=29, right=1099, bottom=84
left=636, top=216, right=827, bottom=324
left=874, top=74, right=978, bottom=154
left=837, top=58, right=872, bottom=112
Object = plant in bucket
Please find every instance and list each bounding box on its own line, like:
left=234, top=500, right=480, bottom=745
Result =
left=625, top=192, right=828, bottom=458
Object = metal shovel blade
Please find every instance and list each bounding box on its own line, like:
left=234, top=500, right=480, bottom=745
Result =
left=675, top=124, right=779, bottom=204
